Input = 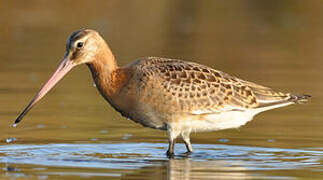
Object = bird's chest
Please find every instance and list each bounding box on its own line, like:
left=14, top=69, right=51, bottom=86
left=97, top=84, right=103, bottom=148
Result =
left=106, top=81, right=169, bottom=130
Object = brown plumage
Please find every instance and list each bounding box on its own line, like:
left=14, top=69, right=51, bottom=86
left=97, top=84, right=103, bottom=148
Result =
left=14, top=29, right=311, bottom=156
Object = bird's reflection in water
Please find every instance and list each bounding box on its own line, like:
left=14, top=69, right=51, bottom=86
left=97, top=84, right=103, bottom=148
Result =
left=121, top=156, right=276, bottom=180
left=167, top=158, right=250, bottom=180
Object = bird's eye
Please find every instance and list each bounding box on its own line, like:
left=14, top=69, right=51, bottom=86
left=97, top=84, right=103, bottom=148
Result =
left=76, top=42, right=84, bottom=48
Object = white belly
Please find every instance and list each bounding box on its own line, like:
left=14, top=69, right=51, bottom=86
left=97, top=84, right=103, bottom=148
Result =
left=169, top=110, right=260, bottom=133
left=171, top=101, right=294, bottom=133
left=191, top=110, right=255, bottom=132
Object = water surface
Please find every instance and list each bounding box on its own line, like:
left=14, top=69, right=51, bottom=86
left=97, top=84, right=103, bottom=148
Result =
left=0, top=1, right=323, bottom=179
left=1, top=143, right=322, bottom=179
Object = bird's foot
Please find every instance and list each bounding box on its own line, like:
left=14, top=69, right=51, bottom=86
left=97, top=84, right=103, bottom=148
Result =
left=179, top=150, right=192, bottom=158
left=166, top=150, right=175, bottom=158
left=184, top=150, right=193, bottom=155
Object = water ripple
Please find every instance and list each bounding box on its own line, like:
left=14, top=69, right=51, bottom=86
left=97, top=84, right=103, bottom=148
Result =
left=0, top=143, right=322, bottom=179
left=0, top=143, right=321, bottom=170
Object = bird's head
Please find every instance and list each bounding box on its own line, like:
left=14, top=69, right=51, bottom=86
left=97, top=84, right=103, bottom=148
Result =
left=13, top=29, right=112, bottom=125
left=65, top=29, right=109, bottom=65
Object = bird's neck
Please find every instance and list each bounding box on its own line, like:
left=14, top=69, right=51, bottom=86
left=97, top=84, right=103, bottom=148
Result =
left=86, top=53, right=129, bottom=101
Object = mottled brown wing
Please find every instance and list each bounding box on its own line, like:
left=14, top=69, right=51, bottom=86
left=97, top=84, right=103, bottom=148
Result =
left=136, top=57, right=291, bottom=114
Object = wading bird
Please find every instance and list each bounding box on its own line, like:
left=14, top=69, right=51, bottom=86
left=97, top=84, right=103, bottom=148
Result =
left=14, top=29, right=310, bottom=156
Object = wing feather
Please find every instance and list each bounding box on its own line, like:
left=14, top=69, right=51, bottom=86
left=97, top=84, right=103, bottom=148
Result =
left=134, top=57, right=305, bottom=114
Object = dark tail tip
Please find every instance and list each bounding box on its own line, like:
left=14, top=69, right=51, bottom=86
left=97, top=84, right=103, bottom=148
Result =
left=291, top=94, right=311, bottom=103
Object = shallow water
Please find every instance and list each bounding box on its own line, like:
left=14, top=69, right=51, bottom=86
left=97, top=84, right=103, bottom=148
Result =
left=1, top=143, right=322, bottom=179
left=1, top=1, right=323, bottom=179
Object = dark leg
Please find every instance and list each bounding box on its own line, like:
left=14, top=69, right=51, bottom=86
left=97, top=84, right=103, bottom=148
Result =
left=166, top=127, right=180, bottom=157
left=183, top=138, right=193, bottom=153
left=182, top=131, right=193, bottom=153
left=167, top=138, right=175, bottom=157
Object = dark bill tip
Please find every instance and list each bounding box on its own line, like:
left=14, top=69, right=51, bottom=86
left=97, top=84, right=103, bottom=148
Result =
left=13, top=58, right=75, bottom=125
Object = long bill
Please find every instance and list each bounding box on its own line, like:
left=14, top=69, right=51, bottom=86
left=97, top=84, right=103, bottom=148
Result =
left=13, top=58, right=75, bottom=126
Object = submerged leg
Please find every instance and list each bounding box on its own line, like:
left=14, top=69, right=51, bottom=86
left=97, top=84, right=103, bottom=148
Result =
left=181, top=131, right=193, bottom=153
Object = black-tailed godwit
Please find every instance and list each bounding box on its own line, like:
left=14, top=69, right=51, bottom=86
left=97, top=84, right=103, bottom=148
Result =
left=14, top=29, right=310, bottom=156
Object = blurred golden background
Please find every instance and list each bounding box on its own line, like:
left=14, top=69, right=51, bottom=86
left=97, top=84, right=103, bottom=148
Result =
left=0, top=1, right=322, bottom=179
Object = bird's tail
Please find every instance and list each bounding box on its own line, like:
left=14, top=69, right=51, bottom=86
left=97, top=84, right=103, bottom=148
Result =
left=288, top=94, right=311, bottom=104
left=254, top=93, right=311, bottom=114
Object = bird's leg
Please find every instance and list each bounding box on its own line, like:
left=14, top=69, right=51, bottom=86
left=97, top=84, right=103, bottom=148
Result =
left=183, top=138, right=193, bottom=153
left=181, top=131, right=193, bottom=153
left=167, top=137, right=176, bottom=157
left=166, top=126, right=180, bottom=157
